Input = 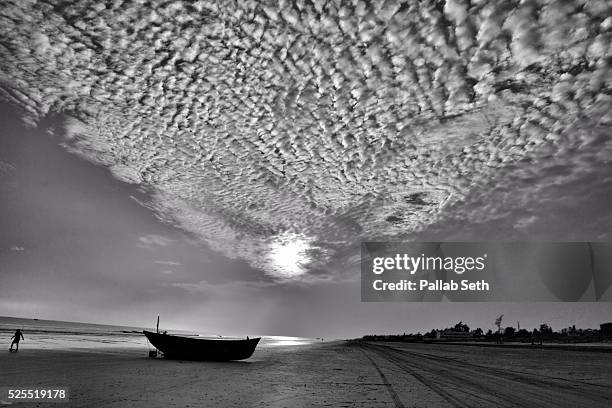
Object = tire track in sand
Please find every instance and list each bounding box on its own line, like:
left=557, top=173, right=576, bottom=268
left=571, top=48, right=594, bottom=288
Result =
left=360, top=342, right=612, bottom=408
left=361, top=349, right=406, bottom=408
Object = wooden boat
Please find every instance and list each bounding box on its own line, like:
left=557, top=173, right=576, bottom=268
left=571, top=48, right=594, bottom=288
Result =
left=143, top=330, right=260, bottom=361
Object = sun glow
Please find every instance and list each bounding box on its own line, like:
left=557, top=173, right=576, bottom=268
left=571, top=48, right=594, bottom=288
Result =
left=267, top=233, right=313, bottom=279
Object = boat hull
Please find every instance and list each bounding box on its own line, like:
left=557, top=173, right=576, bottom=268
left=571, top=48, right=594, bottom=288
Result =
left=143, top=331, right=260, bottom=361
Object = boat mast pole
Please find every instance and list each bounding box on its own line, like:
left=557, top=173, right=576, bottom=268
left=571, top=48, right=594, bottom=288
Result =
left=156, top=315, right=159, bottom=334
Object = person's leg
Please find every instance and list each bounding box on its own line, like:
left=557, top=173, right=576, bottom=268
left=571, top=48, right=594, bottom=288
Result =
left=15, top=342, right=19, bottom=351
left=10, top=341, right=15, bottom=350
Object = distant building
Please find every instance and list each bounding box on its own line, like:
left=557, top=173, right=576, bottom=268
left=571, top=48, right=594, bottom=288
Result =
left=601, top=323, right=612, bottom=337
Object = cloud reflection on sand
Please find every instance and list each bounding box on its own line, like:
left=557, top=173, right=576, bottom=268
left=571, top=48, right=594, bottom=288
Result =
left=263, top=336, right=317, bottom=347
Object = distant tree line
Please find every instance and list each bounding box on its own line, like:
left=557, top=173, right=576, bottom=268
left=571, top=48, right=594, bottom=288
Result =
left=362, top=321, right=612, bottom=344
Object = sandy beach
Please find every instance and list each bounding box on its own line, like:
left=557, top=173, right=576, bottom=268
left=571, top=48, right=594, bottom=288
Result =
left=0, top=342, right=387, bottom=408
left=2, top=341, right=612, bottom=407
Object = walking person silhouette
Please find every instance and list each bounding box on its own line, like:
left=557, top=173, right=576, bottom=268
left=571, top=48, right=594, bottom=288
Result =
left=10, top=329, right=24, bottom=352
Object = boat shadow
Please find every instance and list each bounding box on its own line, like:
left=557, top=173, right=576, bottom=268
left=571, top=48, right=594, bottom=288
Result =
left=144, top=356, right=257, bottom=366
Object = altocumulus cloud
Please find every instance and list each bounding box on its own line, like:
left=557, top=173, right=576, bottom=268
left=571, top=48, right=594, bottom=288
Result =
left=154, top=260, right=183, bottom=267
left=0, top=1, right=610, bottom=281
left=137, top=234, right=173, bottom=248
left=170, top=279, right=276, bottom=295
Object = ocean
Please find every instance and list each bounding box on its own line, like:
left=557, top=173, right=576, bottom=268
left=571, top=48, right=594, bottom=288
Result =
left=0, top=316, right=317, bottom=351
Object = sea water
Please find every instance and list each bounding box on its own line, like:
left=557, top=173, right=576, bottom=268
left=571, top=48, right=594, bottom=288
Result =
left=0, top=316, right=316, bottom=351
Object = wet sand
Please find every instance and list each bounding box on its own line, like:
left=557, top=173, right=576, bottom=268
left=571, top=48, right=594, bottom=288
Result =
left=2, top=342, right=612, bottom=407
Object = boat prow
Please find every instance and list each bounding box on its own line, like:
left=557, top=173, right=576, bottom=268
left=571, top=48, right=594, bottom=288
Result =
left=143, top=330, right=260, bottom=361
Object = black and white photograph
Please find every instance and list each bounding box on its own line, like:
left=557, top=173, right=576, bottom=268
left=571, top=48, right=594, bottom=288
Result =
left=1, top=0, right=612, bottom=406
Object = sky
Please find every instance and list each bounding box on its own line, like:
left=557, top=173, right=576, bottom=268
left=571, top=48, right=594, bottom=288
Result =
left=2, top=100, right=612, bottom=338
left=1, top=1, right=612, bottom=338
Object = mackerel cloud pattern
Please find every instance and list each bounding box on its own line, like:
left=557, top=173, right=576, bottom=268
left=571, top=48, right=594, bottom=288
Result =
left=0, top=0, right=611, bottom=280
